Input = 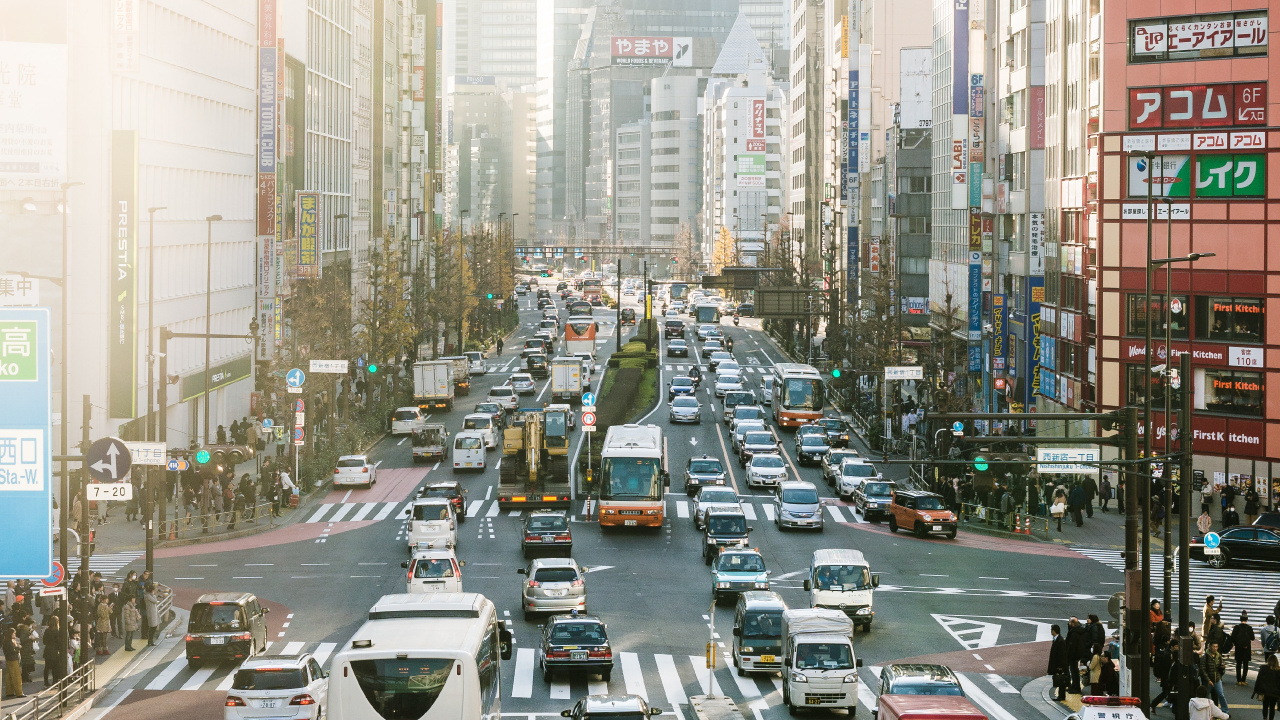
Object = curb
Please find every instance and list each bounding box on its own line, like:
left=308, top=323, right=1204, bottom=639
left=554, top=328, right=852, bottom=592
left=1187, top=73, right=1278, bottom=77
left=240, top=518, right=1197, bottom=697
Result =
left=1023, top=675, right=1074, bottom=719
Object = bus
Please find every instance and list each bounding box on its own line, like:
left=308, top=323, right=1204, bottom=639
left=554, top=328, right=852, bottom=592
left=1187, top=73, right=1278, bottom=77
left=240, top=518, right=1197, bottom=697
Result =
left=328, top=593, right=512, bottom=720
left=564, top=315, right=599, bottom=357
left=598, top=424, right=668, bottom=528
left=582, top=278, right=603, bottom=301
left=770, top=363, right=827, bottom=428
left=693, top=300, right=722, bottom=324
left=668, top=283, right=689, bottom=301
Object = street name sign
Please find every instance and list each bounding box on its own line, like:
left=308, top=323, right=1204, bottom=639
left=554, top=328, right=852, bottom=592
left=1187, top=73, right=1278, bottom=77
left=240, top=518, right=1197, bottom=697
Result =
left=0, top=307, right=52, bottom=579
left=884, top=366, right=924, bottom=380
left=309, top=359, right=349, bottom=373
left=1036, top=447, right=1102, bottom=474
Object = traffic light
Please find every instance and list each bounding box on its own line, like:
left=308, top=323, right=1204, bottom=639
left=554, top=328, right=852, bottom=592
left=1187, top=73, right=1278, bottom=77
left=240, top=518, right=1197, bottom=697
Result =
left=368, top=363, right=379, bottom=374
left=972, top=455, right=989, bottom=472
left=541, top=271, right=550, bottom=277
left=195, top=449, right=211, bottom=465
left=485, top=292, right=495, bottom=299
left=831, top=368, right=841, bottom=379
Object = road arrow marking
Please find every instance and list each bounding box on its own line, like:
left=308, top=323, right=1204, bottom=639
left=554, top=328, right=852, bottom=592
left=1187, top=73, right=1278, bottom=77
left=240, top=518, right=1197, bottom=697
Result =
left=690, top=437, right=697, bottom=446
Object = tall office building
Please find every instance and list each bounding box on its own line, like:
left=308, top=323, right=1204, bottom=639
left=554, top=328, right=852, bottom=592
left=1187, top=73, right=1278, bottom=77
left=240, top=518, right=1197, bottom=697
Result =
left=788, top=0, right=842, bottom=276
left=535, top=0, right=592, bottom=241
left=738, top=0, right=789, bottom=78
left=443, top=0, right=537, bottom=90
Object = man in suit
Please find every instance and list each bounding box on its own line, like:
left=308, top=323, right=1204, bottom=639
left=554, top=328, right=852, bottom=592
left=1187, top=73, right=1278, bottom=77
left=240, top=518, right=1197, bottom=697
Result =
left=1048, top=624, right=1069, bottom=701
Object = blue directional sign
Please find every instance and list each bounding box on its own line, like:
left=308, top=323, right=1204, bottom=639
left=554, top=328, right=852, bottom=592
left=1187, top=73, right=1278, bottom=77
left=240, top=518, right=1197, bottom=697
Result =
left=581, top=392, right=597, bottom=407
left=286, top=368, right=306, bottom=388
left=952, top=421, right=965, bottom=433
left=261, top=419, right=273, bottom=429
left=166, top=458, right=189, bottom=472
left=0, top=307, right=53, bottom=579
left=1203, top=532, right=1221, bottom=549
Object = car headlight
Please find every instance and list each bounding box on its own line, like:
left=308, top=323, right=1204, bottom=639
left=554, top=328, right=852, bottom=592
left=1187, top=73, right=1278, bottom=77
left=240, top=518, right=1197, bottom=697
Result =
left=922, top=513, right=932, bottom=521
left=790, top=672, right=808, bottom=683
left=856, top=607, right=872, bottom=615
left=843, top=673, right=859, bottom=683
left=604, top=509, right=617, bottom=514
left=717, top=582, right=730, bottom=589
left=754, top=581, right=769, bottom=589
left=741, top=647, right=754, bottom=653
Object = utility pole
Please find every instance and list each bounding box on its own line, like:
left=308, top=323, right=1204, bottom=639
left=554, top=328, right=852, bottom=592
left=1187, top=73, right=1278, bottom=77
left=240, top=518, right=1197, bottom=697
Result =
left=1121, top=404, right=1145, bottom=701
left=203, top=214, right=222, bottom=444
left=79, top=394, right=91, bottom=671
left=1174, top=349, right=1194, bottom=720
left=145, top=206, right=165, bottom=576
left=615, top=256, right=623, bottom=351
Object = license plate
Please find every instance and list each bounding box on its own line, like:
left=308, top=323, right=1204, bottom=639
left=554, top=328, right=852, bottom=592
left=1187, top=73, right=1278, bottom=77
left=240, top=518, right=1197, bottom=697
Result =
left=806, top=697, right=822, bottom=705
left=542, top=535, right=556, bottom=543
left=465, top=462, right=473, bottom=467
left=933, top=525, right=942, bottom=531
left=547, top=589, right=567, bottom=597
left=761, top=655, right=776, bottom=663
left=1204, top=547, right=1220, bottom=555
left=260, top=700, right=278, bottom=708
left=624, top=520, right=638, bottom=526
left=571, top=651, right=588, bottom=660
left=207, top=636, right=226, bottom=645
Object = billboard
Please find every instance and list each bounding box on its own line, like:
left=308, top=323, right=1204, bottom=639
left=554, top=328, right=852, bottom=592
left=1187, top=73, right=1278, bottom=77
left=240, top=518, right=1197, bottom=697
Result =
left=0, top=42, right=67, bottom=190
left=1129, top=82, right=1266, bottom=129
left=899, top=48, right=932, bottom=129
left=1029, top=212, right=1045, bottom=276
left=751, top=99, right=765, bottom=138
left=109, top=130, right=138, bottom=419
left=992, top=294, right=1007, bottom=369
left=737, top=154, right=765, bottom=188
left=610, top=37, right=692, bottom=66
left=296, top=192, right=320, bottom=277
left=1130, top=11, right=1268, bottom=61
left=1128, top=154, right=1264, bottom=198
left=258, top=48, right=277, bottom=174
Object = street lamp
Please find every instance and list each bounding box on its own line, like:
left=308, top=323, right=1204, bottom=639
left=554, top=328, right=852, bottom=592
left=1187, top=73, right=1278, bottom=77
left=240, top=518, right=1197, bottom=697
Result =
left=144, top=205, right=166, bottom=576
left=203, top=214, right=222, bottom=445
left=57, top=179, right=81, bottom=666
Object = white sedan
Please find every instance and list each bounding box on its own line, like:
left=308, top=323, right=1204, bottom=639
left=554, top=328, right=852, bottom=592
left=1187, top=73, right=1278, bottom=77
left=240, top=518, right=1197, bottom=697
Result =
left=714, top=373, right=744, bottom=397
left=746, top=454, right=788, bottom=488
left=334, top=454, right=377, bottom=488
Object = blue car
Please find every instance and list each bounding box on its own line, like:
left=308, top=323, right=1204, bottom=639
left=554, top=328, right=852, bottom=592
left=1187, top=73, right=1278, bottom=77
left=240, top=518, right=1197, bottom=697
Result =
left=667, top=376, right=697, bottom=401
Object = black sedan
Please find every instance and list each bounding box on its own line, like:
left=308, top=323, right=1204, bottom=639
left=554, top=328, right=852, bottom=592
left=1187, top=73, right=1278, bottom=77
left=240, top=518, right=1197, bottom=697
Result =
left=816, top=417, right=852, bottom=448
left=667, top=339, right=689, bottom=357
left=1190, top=525, right=1280, bottom=568
left=418, top=482, right=467, bottom=521
left=522, top=511, right=573, bottom=558
left=684, top=455, right=728, bottom=496
left=539, top=614, right=613, bottom=682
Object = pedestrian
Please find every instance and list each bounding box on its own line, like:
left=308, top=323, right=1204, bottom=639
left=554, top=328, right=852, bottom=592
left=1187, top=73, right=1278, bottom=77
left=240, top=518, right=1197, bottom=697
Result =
left=1200, top=640, right=1230, bottom=713
left=121, top=597, right=140, bottom=652
left=1048, top=624, right=1070, bottom=701
left=1087, top=643, right=1106, bottom=694
left=17, top=614, right=35, bottom=683
left=1208, top=615, right=1230, bottom=652
left=1222, top=503, right=1240, bottom=529
left=95, top=595, right=111, bottom=656
left=4, top=626, right=23, bottom=698
left=1204, top=596, right=1224, bottom=636
left=1086, top=614, right=1106, bottom=649
left=143, top=584, right=159, bottom=646
left=1116, top=474, right=1126, bottom=514
left=1231, top=612, right=1255, bottom=685
left=1152, top=495, right=1167, bottom=537
left=1222, top=482, right=1238, bottom=515
left=200, top=478, right=215, bottom=532
left=1152, top=600, right=1166, bottom=626
left=1099, top=650, right=1118, bottom=695
left=1099, top=474, right=1112, bottom=513
left=216, top=424, right=227, bottom=444
left=280, top=469, right=297, bottom=506
left=1190, top=685, right=1231, bottom=720
left=42, top=615, right=65, bottom=685
left=1065, top=617, right=1090, bottom=694
left=1254, top=653, right=1280, bottom=720
left=229, top=489, right=245, bottom=531
left=1051, top=485, right=1068, bottom=531
left=1246, top=486, right=1261, bottom=526
left=268, top=478, right=282, bottom=518
left=1082, top=474, right=1098, bottom=518
left=1069, top=483, right=1086, bottom=527
left=1262, top=615, right=1280, bottom=660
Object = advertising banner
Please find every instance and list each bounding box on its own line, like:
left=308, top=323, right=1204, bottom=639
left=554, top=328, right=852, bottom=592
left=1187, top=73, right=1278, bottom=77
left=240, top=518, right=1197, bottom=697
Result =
left=847, top=228, right=858, bottom=304
left=112, top=0, right=140, bottom=72
left=953, top=0, right=969, bottom=111
left=1131, top=12, right=1268, bottom=61
left=737, top=154, right=766, bottom=188
left=109, top=130, right=138, bottom=419
left=1027, top=277, right=1044, bottom=407
left=0, top=307, right=52, bottom=579
left=259, top=0, right=276, bottom=47
left=610, top=37, right=692, bottom=66
left=752, top=99, right=765, bottom=138
left=1029, top=86, right=1046, bottom=148
left=992, top=293, right=1007, bottom=368
left=1029, top=212, right=1045, bottom=275
left=0, top=42, right=67, bottom=189
left=258, top=47, right=277, bottom=174
left=296, top=192, right=320, bottom=277
left=257, top=172, right=276, bottom=236
left=1128, top=82, right=1266, bottom=129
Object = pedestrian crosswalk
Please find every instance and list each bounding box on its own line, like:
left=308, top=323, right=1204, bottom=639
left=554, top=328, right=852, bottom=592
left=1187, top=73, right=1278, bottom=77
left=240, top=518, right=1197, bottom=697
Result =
left=1074, top=547, right=1280, bottom=624
left=664, top=364, right=771, bottom=375
left=463, top=496, right=867, bottom=526
left=140, top=641, right=341, bottom=692
left=66, top=551, right=145, bottom=579
left=305, top=500, right=402, bottom=524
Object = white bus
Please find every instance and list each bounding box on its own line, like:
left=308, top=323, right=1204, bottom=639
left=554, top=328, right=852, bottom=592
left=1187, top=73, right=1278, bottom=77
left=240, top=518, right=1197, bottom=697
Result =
left=328, top=593, right=512, bottom=720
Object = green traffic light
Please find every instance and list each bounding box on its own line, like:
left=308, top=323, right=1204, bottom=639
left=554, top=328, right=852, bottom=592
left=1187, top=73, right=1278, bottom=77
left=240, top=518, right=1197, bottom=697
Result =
left=368, top=364, right=378, bottom=374
left=486, top=293, right=495, bottom=299
left=831, top=368, right=841, bottom=378
left=973, top=456, right=989, bottom=472
left=195, top=450, right=210, bottom=464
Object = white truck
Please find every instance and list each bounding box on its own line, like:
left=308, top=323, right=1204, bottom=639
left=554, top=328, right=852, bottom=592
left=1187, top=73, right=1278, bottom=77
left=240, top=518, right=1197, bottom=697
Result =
left=780, top=607, right=860, bottom=715
left=550, top=356, right=584, bottom=403
left=413, top=360, right=454, bottom=411
left=439, top=355, right=472, bottom=395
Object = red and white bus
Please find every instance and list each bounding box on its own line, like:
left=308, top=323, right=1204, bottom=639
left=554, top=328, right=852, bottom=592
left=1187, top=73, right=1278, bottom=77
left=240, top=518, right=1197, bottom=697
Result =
left=770, top=363, right=827, bottom=427
left=598, top=424, right=667, bottom=528
left=564, top=315, right=598, bottom=357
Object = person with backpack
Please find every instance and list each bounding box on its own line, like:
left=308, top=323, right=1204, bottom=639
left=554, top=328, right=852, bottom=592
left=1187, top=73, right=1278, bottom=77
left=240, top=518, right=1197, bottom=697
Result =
left=1232, top=612, right=1256, bottom=685
left=1254, top=653, right=1280, bottom=720
left=1261, top=615, right=1280, bottom=660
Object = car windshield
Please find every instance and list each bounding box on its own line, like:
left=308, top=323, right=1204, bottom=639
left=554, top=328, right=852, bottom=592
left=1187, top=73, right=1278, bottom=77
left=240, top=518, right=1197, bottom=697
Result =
left=707, top=515, right=746, bottom=535
left=463, top=417, right=491, bottom=429
left=601, top=458, right=663, bottom=500
left=673, top=397, right=699, bottom=408
left=232, top=668, right=306, bottom=690
left=413, top=559, right=456, bottom=578
left=813, top=564, right=871, bottom=591
left=700, top=489, right=738, bottom=504
left=818, top=419, right=848, bottom=431
left=752, top=456, right=785, bottom=469
left=744, top=432, right=773, bottom=445
left=725, top=392, right=754, bottom=406
left=532, top=567, right=579, bottom=583
left=718, top=362, right=740, bottom=372
left=842, top=463, right=877, bottom=477
left=549, top=622, right=607, bottom=645
left=794, top=642, right=855, bottom=670
left=476, top=403, right=500, bottom=413
left=891, top=680, right=965, bottom=696
left=716, top=553, right=765, bottom=572
left=412, top=504, right=451, bottom=521
left=718, top=378, right=741, bottom=386
left=741, top=611, right=783, bottom=639
left=917, top=496, right=946, bottom=510
left=672, top=378, right=693, bottom=387
left=670, top=340, right=686, bottom=347
left=689, top=460, right=723, bottom=474
left=337, top=458, right=366, bottom=468
left=827, top=451, right=858, bottom=466
left=864, top=482, right=895, bottom=497
left=782, top=487, right=819, bottom=504
left=455, top=437, right=482, bottom=450
left=527, top=515, right=569, bottom=532
left=393, top=411, right=419, bottom=421
left=735, top=408, right=763, bottom=420
left=189, top=603, right=246, bottom=632
left=801, top=436, right=827, bottom=447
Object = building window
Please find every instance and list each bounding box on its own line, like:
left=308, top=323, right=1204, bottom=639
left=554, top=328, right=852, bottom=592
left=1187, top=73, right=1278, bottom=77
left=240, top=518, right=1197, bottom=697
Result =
left=1195, top=297, right=1263, bottom=343
left=652, top=110, right=680, bottom=121
left=1198, top=368, right=1264, bottom=417
left=1126, top=294, right=1189, bottom=338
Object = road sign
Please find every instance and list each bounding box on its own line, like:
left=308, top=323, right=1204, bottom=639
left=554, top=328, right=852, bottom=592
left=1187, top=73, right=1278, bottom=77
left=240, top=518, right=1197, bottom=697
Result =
left=262, top=418, right=273, bottom=429
left=273, top=427, right=285, bottom=441
left=293, top=427, right=305, bottom=443
left=1203, top=532, right=1221, bottom=549
left=581, top=411, right=597, bottom=426
left=0, top=307, right=52, bottom=579
left=309, top=359, right=349, bottom=373
left=287, top=386, right=302, bottom=394
left=293, top=399, right=305, bottom=412
left=87, top=437, right=133, bottom=482
left=1036, top=447, right=1102, bottom=474
left=294, top=412, right=306, bottom=427
left=885, top=365, right=924, bottom=380
left=39, top=586, right=65, bottom=597
left=87, top=483, right=134, bottom=501
left=582, top=425, right=596, bottom=432
left=43, top=560, right=64, bottom=587
left=1107, top=592, right=1125, bottom=620
left=952, top=421, right=965, bottom=434
left=166, top=458, right=189, bottom=472
left=286, top=368, right=306, bottom=387
left=123, top=441, right=167, bottom=466
left=581, top=392, right=597, bottom=407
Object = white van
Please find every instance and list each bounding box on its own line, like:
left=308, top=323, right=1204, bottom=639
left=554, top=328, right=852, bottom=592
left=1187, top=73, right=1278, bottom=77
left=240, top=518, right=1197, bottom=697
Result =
left=464, top=351, right=487, bottom=375
left=803, top=548, right=879, bottom=631
left=452, top=430, right=487, bottom=471
left=461, top=414, right=497, bottom=449
left=391, top=406, right=424, bottom=435
left=408, top=498, right=458, bottom=552
left=402, top=548, right=465, bottom=594
left=327, top=593, right=511, bottom=720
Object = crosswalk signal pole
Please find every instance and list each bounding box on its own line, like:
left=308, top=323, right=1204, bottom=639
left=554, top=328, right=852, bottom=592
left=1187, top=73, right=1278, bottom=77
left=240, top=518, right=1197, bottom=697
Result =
left=708, top=600, right=720, bottom=698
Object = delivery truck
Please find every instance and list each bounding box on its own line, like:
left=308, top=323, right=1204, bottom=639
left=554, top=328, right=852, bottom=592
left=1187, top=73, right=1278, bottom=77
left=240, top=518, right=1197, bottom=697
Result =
left=413, top=360, right=454, bottom=411
left=780, top=607, right=860, bottom=715
left=550, top=357, right=584, bottom=403
left=440, top=355, right=471, bottom=394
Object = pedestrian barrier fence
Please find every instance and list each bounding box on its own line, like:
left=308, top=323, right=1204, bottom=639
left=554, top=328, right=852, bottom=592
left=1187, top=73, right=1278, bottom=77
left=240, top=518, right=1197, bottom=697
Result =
left=1, top=657, right=95, bottom=720
left=156, top=582, right=174, bottom=625
left=960, top=502, right=1050, bottom=540
left=157, top=501, right=276, bottom=541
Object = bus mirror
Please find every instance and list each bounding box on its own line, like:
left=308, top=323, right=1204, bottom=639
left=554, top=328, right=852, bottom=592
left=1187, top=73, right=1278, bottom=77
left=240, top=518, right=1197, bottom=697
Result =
left=499, top=628, right=514, bottom=660
left=732, top=626, right=741, bottom=637
left=803, top=579, right=811, bottom=591
left=872, top=574, right=880, bottom=588
left=400, top=561, right=409, bottom=569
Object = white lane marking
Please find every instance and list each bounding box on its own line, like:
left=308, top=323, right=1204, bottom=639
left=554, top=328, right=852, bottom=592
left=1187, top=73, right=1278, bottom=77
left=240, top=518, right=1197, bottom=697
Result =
left=485, top=485, right=493, bottom=500
left=656, top=653, right=688, bottom=706
left=726, top=653, right=761, bottom=698
left=313, top=642, right=338, bottom=667
left=341, top=490, right=352, bottom=503
left=957, top=675, right=1020, bottom=720
left=675, top=501, right=690, bottom=518
left=398, top=437, right=407, bottom=445
left=350, top=502, right=377, bottom=522
left=307, top=504, right=334, bottom=523
left=180, top=665, right=218, bottom=690
left=487, top=502, right=501, bottom=518
left=588, top=676, right=609, bottom=695
left=741, top=504, right=756, bottom=521
left=620, top=652, right=647, bottom=701
left=216, top=668, right=238, bottom=691
left=329, top=503, right=356, bottom=523
left=983, top=673, right=1019, bottom=693
left=282, top=641, right=306, bottom=655
left=467, top=500, right=485, bottom=517
left=762, top=504, right=776, bottom=521
left=509, top=509, right=522, bottom=517
left=856, top=676, right=879, bottom=714
left=550, top=678, right=572, bottom=699
left=826, top=505, right=847, bottom=523
left=512, top=647, right=535, bottom=698
left=687, top=655, right=710, bottom=695
left=371, top=501, right=399, bottom=522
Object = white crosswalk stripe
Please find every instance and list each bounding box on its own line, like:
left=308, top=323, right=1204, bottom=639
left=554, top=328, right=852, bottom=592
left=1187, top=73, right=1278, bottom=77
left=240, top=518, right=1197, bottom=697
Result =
left=620, top=652, right=647, bottom=701
left=741, top=504, right=756, bottom=521
left=675, top=501, right=690, bottom=518
left=826, top=504, right=847, bottom=523
left=372, top=501, right=400, bottom=522
left=66, top=552, right=143, bottom=579
left=306, top=502, right=395, bottom=524
left=1074, top=547, right=1280, bottom=623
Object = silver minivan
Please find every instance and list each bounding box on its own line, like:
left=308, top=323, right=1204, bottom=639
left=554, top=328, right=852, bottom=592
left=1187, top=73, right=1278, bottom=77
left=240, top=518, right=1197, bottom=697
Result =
left=773, top=480, right=823, bottom=531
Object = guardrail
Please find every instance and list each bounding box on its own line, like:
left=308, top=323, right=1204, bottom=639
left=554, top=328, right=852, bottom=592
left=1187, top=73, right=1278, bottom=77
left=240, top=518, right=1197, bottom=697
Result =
left=157, top=501, right=275, bottom=541
left=959, top=502, right=1051, bottom=540
left=156, top=582, right=175, bottom=625
left=1, top=657, right=95, bottom=720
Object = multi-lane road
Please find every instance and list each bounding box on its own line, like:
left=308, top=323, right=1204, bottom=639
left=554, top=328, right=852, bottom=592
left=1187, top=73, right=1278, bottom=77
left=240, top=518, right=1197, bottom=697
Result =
left=80, top=278, right=1239, bottom=720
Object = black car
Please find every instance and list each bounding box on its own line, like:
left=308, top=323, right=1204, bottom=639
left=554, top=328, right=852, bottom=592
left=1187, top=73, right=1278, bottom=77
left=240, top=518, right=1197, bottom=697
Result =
left=667, top=339, right=689, bottom=357
left=664, top=319, right=685, bottom=339
left=522, top=511, right=573, bottom=558
left=1255, top=513, right=1280, bottom=531
left=684, top=455, right=728, bottom=496
left=418, top=481, right=467, bottom=520
left=877, top=663, right=966, bottom=697
left=538, top=298, right=553, bottom=309
left=539, top=614, right=613, bottom=681
left=620, top=308, right=636, bottom=325
left=701, top=340, right=723, bottom=359
left=1191, top=525, right=1280, bottom=568
left=185, top=592, right=270, bottom=667
left=816, top=417, right=852, bottom=448
left=737, top=303, right=754, bottom=317
left=703, top=510, right=751, bottom=564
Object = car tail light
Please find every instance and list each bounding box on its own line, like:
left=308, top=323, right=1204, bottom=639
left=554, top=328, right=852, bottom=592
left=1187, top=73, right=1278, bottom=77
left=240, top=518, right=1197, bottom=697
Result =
left=546, top=650, right=570, bottom=659
left=362, top=467, right=368, bottom=473
left=232, top=632, right=252, bottom=641
left=290, top=694, right=318, bottom=706
left=525, top=535, right=540, bottom=542
left=588, top=649, right=612, bottom=659
left=334, top=468, right=340, bottom=474
left=571, top=578, right=584, bottom=587
left=527, top=580, right=540, bottom=588
left=225, top=696, right=247, bottom=707
left=185, top=634, right=196, bottom=642
left=555, top=534, right=571, bottom=541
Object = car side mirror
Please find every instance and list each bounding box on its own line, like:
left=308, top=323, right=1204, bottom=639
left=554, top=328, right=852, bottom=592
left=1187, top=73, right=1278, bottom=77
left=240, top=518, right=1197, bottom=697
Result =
left=803, top=579, right=811, bottom=591
left=872, top=574, right=880, bottom=588
left=783, top=657, right=791, bottom=667
left=872, top=710, right=879, bottom=719
left=561, top=712, right=573, bottom=718
left=732, top=626, right=741, bottom=637
left=517, top=568, right=527, bottom=575
left=650, top=709, right=664, bottom=716
left=499, top=628, right=513, bottom=660
left=401, top=561, right=409, bottom=569
left=747, top=527, right=753, bottom=532
left=459, top=561, right=467, bottom=567
left=856, top=658, right=864, bottom=667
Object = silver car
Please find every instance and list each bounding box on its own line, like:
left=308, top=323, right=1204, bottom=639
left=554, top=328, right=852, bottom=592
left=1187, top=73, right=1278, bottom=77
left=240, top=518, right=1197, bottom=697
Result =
left=746, top=454, right=788, bottom=489
left=714, top=375, right=744, bottom=398
left=511, top=372, right=537, bottom=395
left=518, top=558, right=588, bottom=620
left=669, top=395, right=702, bottom=423
left=692, top=486, right=743, bottom=530
left=836, top=460, right=882, bottom=501
left=822, top=449, right=861, bottom=484
left=774, top=480, right=823, bottom=531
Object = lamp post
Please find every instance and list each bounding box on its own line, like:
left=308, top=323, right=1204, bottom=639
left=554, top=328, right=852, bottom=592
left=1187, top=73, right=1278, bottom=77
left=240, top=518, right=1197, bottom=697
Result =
left=58, top=180, right=81, bottom=666
left=203, top=214, right=222, bottom=445
left=145, top=205, right=166, bottom=576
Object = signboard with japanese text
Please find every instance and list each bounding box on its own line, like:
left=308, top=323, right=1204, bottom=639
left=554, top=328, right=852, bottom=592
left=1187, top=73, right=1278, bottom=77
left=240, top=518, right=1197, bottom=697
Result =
left=111, top=0, right=139, bottom=72
left=109, top=130, right=138, bottom=418
left=1027, top=277, right=1044, bottom=407
left=0, top=42, right=67, bottom=190
left=1028, top=213, right=1045, bottom=276
left=1130, top=11, right=1267, bottom=62
left=0, top=307, right=52, bottom=579
left=737, top=154, right=765, bottom=188
left=257, top=173, right=276, bottom=236
left=610, top=37, right=692, bottom=66
left=258, top=47, right=277, bottom=174
left=992, top=294, right=1007, bottom=368
left=296, top=192, right=319, bottom=277
left=123, top=441, right=167, bottom=466
left=751, top=99, right=765, bottom=138
left=1129, top=82, right=1266, bottom=129
left=1128, top=153, right=1264, bottom=198
left=1037, top=447, right=1101, bottom=474
left=0, top=275, right=39, bottom=307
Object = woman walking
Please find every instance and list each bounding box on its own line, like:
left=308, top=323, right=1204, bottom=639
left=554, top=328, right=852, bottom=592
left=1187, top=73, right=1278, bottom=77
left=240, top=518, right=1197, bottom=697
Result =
left=1051, top=485, right=1068, bottom=532
left=143, top=584, right=160, bottom=646
left=1255, top=653, right=1280, bottom=720
left=95, top=595, right=112, bottom=656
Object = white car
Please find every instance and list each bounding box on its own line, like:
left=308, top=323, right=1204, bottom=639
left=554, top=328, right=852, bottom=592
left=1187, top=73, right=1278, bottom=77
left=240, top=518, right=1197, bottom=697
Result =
left=572, top=352, right=595, bottom=379
left=836, top=459, right=882, bottom=501
left=822, top=449, right=862, bottom=484
left=697, top=324, right=717, bottom=341
left=714, top=375, right=744, bottom=397
left=224, top=653, right=328, bottom=720
left=451, top=431, right=487, bottom=472
left=402, top=547, right=465, bottom=594
left=715, top=361, right=741, bottom=379
left=390, top=406, right=423, bottom=435
left=462, top=413, right=498, bottom=449
left=464, top=351, right=487, bottom=375
left=746, top=454, right=788, bottom=488
left=707, top=351, right=733, bottom=371
left=488, top=385, right=518, bottom=410
left=333, top=455, right=377, bottom=488
left=511, top=373, right=537, bottom=395
left=692, top=486, right=743, bottom=530
left=408, top=497, right=458, bottom=551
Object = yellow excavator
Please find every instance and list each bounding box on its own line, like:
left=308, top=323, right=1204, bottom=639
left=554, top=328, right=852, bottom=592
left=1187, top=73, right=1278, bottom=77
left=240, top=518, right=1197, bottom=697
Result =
left=496, top=405, right=572, bottom=508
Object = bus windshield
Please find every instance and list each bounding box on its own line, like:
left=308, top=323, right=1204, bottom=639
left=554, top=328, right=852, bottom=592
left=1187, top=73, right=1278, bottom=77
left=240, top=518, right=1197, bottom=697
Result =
left=669, top=283, right=689, bottom=300
left=567, top=320, right=596, bottom=337
left=695, top=304, right=721, bottom=323
left=350, top=658, right=456, bottom=719
left=780, top=378, right=825, bottom=410
left=601, top=458, right=663, bottom=501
